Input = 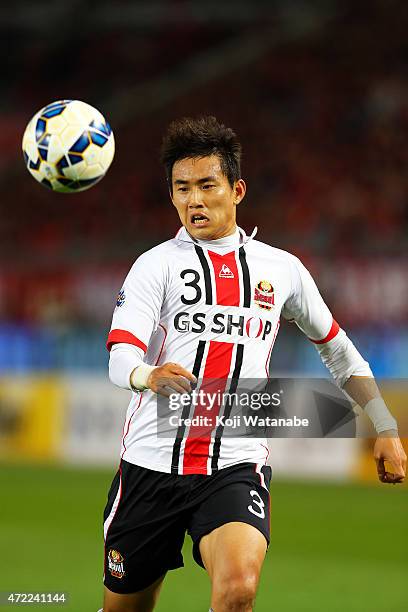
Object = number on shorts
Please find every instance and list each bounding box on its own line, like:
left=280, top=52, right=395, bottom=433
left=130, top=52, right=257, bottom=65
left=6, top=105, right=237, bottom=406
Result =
left=248, top=489, right=265, bottom=519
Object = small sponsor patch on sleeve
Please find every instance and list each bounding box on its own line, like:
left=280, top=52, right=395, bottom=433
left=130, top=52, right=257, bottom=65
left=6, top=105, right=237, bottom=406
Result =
left=116, top=288, right=126, bottom=307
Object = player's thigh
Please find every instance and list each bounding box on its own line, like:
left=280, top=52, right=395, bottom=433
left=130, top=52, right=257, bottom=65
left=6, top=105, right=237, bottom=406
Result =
left=189, top=464, right=271, bottom=571
left=103, top=462, right=186, bottom=595
left=103, top=574, right=165, bottom=612
left=199, top=521, right=267, bottom=582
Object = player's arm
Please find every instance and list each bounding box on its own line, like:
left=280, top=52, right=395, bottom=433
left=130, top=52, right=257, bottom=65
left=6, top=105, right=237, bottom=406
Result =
left=343, top=375, right=406, bottom=483
left=107, top=251, right=196, bottom=398
left=283, top=255, right=406, bottom=483
left=137, top=361, right=196, bottom=397
left=109, top=344, right=196, bottom=397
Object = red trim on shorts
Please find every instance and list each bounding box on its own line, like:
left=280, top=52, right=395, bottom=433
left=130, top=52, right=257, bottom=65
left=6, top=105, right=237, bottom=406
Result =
left=309, top=319, right=340, bottom=344
left=182, top=341, right=234, bottom=475
left=107, top=329, right=147, bottom=352
left=254, top=463, right=266, bottom=489
left=207, top=251, right=240, bottom=306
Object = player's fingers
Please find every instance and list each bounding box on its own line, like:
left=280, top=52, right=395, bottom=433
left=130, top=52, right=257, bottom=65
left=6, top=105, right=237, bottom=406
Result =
left=389, top=459, right=405, bottom=480
left=155, top=385, right=172, bottom=398
left=154, top=377, right=189, bottom=397
left=165, top=380, right=191, bottom=396
left=381, top=456, right=405, bottom=483
left=375, top=455, right=384, bottom=471
left=169, top=363, right=197, bottom=384
left=383, top=471, right=404, bottom=484
left=375, top=457, right=386, bottom=482
left=158, top=372, right=193, bottom=394
left=173, top=375, right=194, bottom=393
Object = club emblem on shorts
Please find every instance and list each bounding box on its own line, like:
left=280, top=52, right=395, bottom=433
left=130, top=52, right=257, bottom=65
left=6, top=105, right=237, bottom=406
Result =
left=116, top=288, right=126, bottom=307
left=219, top=263, right=234, bottom=278
left=254, top=280, right=274, bottom=310
left=108, top=549, right=126, bottom=579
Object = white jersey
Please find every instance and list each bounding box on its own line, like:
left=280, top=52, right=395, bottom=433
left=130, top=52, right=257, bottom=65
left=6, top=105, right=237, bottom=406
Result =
left=107, top=226, right=340, bottom=475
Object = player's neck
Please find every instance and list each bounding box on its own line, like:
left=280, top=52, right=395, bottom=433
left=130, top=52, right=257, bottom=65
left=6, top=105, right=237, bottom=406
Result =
left=190, top=226, right=240, bottom=248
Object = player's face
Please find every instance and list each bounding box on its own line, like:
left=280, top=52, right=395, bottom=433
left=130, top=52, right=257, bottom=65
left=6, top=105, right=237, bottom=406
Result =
left=170, top=155, right=246, bottom=240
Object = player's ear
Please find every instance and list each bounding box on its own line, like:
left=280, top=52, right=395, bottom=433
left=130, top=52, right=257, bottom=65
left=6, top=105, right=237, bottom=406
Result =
left=234, top=179, right=246, bottom=205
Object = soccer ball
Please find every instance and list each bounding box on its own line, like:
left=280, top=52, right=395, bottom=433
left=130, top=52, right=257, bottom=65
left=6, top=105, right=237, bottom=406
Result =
left=22, top=99, right=115, bottom=193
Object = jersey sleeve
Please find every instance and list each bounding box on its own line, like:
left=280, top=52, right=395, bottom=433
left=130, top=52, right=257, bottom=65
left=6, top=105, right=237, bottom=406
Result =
left=282, top=255, right=339, bottom=344
left=107, top=249, right=167, bottom=353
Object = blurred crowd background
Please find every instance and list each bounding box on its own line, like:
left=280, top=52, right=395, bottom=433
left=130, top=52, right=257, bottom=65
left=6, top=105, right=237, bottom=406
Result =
left=0, top=0, right=407, bottom=376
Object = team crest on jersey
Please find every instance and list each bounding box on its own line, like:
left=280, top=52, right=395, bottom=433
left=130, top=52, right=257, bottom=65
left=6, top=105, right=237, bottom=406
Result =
left=219, top=263, right=234, bottom=278
left=254, top=280, right=275, bottom=310
left=108, top=549, right=125, bottom=579
left=116, top=288, right=126, bottom=307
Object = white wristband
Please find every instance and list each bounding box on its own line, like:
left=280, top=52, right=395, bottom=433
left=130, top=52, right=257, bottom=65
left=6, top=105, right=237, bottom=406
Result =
left=130, top=363, right=157, bottom=391
left=363, top=398, right=398, bottom=434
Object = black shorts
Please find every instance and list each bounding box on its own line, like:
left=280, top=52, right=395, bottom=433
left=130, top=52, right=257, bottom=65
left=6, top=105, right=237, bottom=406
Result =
left=103, top=460, right=272, bottom=594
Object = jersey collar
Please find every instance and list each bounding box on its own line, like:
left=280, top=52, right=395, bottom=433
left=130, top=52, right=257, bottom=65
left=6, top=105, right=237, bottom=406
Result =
left=175, top=225, right=257, bottom=247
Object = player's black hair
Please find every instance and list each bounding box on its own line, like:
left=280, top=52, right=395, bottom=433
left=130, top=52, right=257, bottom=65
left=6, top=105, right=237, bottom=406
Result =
left=160, top=116, right=242, bottom=191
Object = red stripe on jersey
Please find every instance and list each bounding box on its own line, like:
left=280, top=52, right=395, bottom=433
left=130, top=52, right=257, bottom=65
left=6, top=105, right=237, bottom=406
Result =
left=182, top=341, right=234, bottom=475
left=309, top=319, right=340, bottom=344
left=207, top=251, right=240, bottom=306
left=106, top=329, right=147, bottom=352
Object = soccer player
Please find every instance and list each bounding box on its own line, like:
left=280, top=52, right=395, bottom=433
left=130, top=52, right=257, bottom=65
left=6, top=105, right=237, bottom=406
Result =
left=101, top=117, right=406, bottom=612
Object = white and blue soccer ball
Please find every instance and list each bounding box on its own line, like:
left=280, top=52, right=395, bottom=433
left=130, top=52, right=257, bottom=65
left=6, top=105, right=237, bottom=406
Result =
left=22, top=99, right=115, bottom=193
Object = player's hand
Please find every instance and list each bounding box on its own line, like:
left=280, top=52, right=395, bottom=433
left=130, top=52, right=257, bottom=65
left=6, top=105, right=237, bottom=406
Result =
left=147, top=362, right=197, bottom=398
left=373, top=434, right=407, bottom=484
